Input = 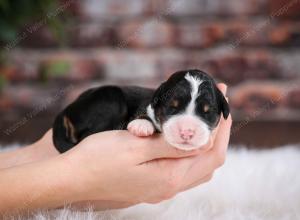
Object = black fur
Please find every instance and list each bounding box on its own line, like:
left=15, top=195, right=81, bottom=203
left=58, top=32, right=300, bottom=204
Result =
left=52, top=69, right=229, bottom=153
left=53, top=86, right=154, bottom=152
left=149, top=70, right=229, bottom=129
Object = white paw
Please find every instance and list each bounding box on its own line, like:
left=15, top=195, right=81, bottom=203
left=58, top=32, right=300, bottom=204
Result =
left=127, top=119, right=155, bottom=137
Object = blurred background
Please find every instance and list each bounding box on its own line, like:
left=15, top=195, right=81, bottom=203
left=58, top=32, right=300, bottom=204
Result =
left=0, top=0, right=299, bottom=148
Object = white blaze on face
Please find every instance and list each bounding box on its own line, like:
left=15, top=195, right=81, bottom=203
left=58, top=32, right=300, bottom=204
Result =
left=146, top=105, right=161, bottom=131
left=185, top=73, right=202, bottom=115
left=163, top=73, right=211, bottom=150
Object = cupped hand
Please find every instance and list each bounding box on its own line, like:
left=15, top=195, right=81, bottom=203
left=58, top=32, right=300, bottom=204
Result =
left=65, top=84, right=232, bottom=210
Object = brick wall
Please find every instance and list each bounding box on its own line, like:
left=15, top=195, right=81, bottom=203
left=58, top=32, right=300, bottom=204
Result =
left=0, top=0, right=300, bottom=146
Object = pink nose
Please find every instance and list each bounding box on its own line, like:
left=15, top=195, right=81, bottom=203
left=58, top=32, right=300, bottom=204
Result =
left=180, top=128, right=195, bottom=141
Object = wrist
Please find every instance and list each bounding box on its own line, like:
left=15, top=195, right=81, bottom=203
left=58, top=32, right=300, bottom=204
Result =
left=62, top=145, right=109, bottom=203
left=25, top=155, right=80, bottom=208
left=60, top=149, right=98, bottom=203
left=53, top=153, right=86, bottom=204
left=0, top=130, right=59, bottom=170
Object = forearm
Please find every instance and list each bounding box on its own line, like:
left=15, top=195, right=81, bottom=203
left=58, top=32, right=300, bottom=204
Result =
left=0, top=154, right=79, bottom=216
left=0, top=130, right=59, bottom=169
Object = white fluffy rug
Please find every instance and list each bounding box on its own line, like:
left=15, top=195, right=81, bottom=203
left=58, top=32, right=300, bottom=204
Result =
left=2, top=145, right=300, bottom=220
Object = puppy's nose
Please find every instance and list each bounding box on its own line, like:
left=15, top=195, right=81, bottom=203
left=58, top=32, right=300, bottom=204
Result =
left=180, top=128, right=195, bottom=141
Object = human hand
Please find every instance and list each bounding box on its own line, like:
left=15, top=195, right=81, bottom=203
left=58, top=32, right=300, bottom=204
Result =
left=0, top=84, right=231, bottom=216
left=65, top=84, right=232, bottom=209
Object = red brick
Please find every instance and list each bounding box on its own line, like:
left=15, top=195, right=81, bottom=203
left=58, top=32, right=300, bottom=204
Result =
left=287, top=88, right=300, bottom=109
left=80, top=0, right=152, bottom=20
left=171, top=19, right=300, bottom=49
left=19, top=26, right=59, bottom=48
left=229, top=82, right=284, bottom=113
left=196, top=50, right=281, bottom=84
left=159, top=0, right=266, bottom=16
left=19, top=23, right=118, bottom=48
left=4, top=51, right=105, bottom=83
left=269, top=0, right=300, bottom=19
left=0, top=83, right=75, bottom=112
left=64, top=84, right=90, bottom=105
left=217, top=20, right=300, bottom=47
left=5, top=49, right=300, bottom=86
left=211, top=0, right=267, bottom=16
left=269, top=22, right=300, bottom=46
left=175, top=23, right=225, bottom=48
left=60, top=0, right=81, bottom=17
left=0, top=96, right=13, bottom=110
left=275, top=52, right=300, bottom=78
left=70, top=23, right=117, bottom=47
left=99, top=50, right=158, bottom=82
left=157, top=49, right=284, bottom=84
left=152, top=0, right=205, bottom=16
left=225, top=20, right=270, bottom=47
left=7, top=51, right=41, bottom=82
left=118, top=19, right=174, bottom=48
left=229, top=81, right=300, bottom=115
left=156, top=49, right=190, bottom=78
left=39, top=54, right=104, bottom=82
left=0, top=65, right=19, bottom=81
left=71, top=59, right=104, bottom=80
left=176, top=20, right=300, bottom=48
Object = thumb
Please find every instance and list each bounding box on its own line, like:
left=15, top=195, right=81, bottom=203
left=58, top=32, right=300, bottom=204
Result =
left=217, top=83, right=227, bottom=96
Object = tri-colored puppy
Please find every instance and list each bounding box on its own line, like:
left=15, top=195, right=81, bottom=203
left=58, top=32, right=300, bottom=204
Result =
left=53, top=69, right=229, bottom=153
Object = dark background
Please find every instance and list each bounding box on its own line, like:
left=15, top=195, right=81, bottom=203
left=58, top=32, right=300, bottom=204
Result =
left=0, top=0, right=300, bottom=148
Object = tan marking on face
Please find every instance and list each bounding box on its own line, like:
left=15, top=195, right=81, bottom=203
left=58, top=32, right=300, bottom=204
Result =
left=63, top=116, right=78, bottom=144
left=170, top=99, right=179, bottom=108
left=203, top=104, right=210, bottom=113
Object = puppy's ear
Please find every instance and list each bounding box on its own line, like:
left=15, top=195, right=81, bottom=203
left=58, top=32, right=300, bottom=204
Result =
left=216, top=87, right=230, bottom=119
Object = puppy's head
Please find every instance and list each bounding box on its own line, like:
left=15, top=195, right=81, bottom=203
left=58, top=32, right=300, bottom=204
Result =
left=147, top=69, right=229, bottom=150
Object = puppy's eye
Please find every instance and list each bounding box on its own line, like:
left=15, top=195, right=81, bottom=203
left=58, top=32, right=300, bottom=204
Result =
left=203, top=104, right=210, bottom=113
left=170, top=100, right=179, bottom=108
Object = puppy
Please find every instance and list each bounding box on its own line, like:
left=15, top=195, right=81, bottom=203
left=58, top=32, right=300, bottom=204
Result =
left=53, top=69, right=229, bottom=153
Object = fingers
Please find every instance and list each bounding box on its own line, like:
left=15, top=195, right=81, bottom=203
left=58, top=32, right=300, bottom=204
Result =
left=138, top=83, right=231, bottom=200
left=142, top=83, right=231, bottom=197
left=213, top=114, right=232, bottom=156
left=180, top=173, right=214, bottom=192
left=137, top=135, right=201, bottom=163
left=176, top=113, right=232, bottom=189
left=217, top=83, right=227, bottom=96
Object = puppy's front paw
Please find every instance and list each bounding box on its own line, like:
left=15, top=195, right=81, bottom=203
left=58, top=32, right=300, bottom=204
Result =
left=127, top=119, right=155, bottom=137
